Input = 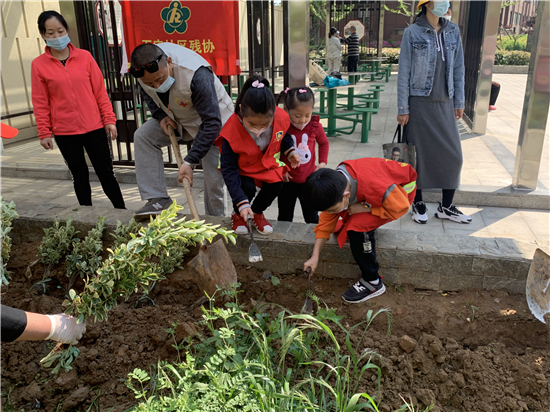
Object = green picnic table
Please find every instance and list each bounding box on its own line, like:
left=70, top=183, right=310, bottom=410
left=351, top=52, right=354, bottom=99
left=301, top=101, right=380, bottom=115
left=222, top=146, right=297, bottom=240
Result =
left=312, top=84, right=376, bottom=143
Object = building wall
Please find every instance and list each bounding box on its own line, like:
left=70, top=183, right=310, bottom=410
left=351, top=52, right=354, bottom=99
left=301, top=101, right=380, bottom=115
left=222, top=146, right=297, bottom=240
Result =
left=1, top=1, right=61, bottom=141
left=500, top=0, right=538, bottom=34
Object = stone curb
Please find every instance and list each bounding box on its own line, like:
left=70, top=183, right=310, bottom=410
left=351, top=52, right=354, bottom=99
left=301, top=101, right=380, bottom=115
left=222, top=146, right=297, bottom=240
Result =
left=9, top=202, right=539, bottom=295
left=3, top=165, right=548, bottom=210
left=493, top=65, right=528, bottom=74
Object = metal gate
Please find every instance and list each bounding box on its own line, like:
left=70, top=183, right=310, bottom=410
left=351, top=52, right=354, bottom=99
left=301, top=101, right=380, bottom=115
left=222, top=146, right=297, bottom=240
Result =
left=329, top=0, right=381, bottom=68
left=74, top=0, right=287, bottom=167
left=462, top=1, right=486, bottom=125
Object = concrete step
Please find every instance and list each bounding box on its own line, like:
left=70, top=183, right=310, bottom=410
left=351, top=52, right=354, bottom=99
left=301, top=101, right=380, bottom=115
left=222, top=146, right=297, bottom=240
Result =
left=3, top=164, right=547, bottom=210
left=10, top=201, right=545, bottom=295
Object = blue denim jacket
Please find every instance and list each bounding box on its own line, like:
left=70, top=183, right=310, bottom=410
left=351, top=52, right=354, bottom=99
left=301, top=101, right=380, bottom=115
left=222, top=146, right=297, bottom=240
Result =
left=397, top=17, right=465, bottom=115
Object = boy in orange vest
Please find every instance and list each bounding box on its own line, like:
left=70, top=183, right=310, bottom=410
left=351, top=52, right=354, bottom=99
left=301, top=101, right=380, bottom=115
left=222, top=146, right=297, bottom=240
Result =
left=304, top=158, right=417, bottom=303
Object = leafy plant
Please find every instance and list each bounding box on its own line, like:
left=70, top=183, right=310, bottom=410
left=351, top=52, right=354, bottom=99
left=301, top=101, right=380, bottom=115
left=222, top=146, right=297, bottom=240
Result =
left=111, top=218, right=142, bottom=249
left=494, top=50, right=530, bottom=65
left=40, top=345, right=79, bottom=375
left=35, top=217, right=79, bottom=291
left=41, top=202, right=236, bottom=374
left=125, top=288, right=392, bottom=411
left=1, top=198, right=19, bottom=286
left=65, top=217, right=106, bottom=291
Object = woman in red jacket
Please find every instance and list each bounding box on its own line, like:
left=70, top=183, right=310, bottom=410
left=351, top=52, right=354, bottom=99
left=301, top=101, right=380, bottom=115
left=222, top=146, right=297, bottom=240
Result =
left=31, top=11, right=125, bottom=209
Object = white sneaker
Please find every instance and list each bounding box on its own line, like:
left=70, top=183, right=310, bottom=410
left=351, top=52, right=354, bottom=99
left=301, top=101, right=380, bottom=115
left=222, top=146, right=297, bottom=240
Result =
left=411, top=201, right=428, bottom=224
left=434, top=203, right=472, bottom=224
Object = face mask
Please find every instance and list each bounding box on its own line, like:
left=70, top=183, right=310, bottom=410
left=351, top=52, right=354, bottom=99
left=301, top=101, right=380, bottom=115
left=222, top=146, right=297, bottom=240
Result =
left=248, top=126, right=268, bottom=138
left=46, top=34, right=70, bottom=51
left=428, top=1, right=450, bottom=18
left=291, top=120, right=309, bottom=131
left=442, top=15, right=452, bottom=21
left=154, top=75, right=175, bottom=94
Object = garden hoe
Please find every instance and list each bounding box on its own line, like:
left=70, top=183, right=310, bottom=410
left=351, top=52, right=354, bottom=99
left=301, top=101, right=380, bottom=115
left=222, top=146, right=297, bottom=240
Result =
left=301, top=266, right=313, bottom=314
left=526, top=249, right=550, bottom=338
left=168, top=126, right=237, bottom=297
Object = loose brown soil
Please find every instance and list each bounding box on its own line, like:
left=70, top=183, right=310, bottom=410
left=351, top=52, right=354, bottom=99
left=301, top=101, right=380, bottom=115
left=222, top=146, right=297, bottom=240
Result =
left=2, top=241, right=549, bottom=412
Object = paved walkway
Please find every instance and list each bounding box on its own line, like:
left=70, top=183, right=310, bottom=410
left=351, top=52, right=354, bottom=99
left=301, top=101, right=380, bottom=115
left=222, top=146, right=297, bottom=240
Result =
left=1, top=74, right=548, bottom=253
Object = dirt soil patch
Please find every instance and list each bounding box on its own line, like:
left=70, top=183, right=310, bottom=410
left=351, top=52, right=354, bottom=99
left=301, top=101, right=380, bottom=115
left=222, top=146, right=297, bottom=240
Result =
left=2, top=241, right=549, bottom=412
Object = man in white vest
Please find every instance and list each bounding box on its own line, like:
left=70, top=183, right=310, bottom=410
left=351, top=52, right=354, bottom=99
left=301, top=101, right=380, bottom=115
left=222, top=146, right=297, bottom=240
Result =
left=129, top=43, right=234, bottom=218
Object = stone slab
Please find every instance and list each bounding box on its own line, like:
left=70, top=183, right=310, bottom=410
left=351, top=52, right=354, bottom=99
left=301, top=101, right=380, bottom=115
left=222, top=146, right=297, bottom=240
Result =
left=440, top=274, right=483, bottom=291
left=398, top=269, right=440, bottom=290
left=483, top=276, right=526, bottom=294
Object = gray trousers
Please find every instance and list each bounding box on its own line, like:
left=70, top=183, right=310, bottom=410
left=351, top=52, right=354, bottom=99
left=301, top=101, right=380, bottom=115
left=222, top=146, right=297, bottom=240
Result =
left=134, top=118, right=226, bottom=216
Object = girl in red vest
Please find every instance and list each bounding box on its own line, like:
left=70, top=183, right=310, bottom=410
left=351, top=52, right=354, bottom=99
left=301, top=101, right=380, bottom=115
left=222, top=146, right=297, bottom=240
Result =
left=216, top=76, right=300, bottom=235
left=277, top=87, right=329, bottom=224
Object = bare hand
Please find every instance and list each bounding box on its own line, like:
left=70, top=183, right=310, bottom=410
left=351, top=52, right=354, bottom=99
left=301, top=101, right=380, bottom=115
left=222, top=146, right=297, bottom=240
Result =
left=289, top=153, right=301, bottom=169
left=105, top=124, right=118, bottom=140
left=304, top=255, right=319, bottom=274
left=40, top=137, right=54, bottom=150
left=160, top=116, right=178, bottom=136
left=283, top=172, right=291, bottom=183
left=455, top=109, right=464, bottom=120
left=397, top=114, right=409, bottom=126
left=240, top=207, right=254, bottom=221
left=178, top=163, right=194, bottom=186
left=348, top=203, right=369, bottom=216
left=316, top=162, right=327, bottom=171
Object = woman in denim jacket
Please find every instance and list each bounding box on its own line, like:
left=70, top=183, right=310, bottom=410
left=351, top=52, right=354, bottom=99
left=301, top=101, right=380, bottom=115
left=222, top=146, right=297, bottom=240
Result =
left=397, top=1, right=472, bottom=225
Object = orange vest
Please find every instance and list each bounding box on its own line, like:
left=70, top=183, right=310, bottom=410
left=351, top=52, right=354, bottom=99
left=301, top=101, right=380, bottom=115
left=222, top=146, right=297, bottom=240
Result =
left=215, top=107, right=290, bottom=183
left=320, top=158, right=417, bottom=247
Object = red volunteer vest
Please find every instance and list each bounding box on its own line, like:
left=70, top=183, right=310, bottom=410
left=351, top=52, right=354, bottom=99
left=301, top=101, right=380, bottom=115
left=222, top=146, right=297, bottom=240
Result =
left=215, top=107, right=290, bottom=183
left=334, top=158, right=417, bottom=247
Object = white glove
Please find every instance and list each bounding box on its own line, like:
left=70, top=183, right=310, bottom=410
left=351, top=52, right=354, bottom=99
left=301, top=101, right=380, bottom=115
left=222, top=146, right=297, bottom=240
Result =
left=46, top=314, right=86, bottom=344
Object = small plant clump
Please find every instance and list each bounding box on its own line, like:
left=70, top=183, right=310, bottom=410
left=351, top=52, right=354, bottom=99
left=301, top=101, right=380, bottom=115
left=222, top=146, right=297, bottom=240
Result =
left=41, top=202, right=236, bottom=373
left=125, top=289, right=392, bottom=411
left=65, top=217, right=106, bottom=291
left=1, top=198, right=19, bottom=286
left=111, top=218, right=142, bottom=249
left=35, top=217, right=79, bottom=291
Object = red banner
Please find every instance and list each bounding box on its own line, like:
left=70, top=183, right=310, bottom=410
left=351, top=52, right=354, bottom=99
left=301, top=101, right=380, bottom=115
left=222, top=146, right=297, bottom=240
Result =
left=121, top=0, right=240, bottom=76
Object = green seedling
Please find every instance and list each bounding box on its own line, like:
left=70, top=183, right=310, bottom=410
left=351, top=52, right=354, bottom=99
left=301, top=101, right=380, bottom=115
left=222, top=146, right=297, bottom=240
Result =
left=65, top=217, right=106, bottom=292
left=35, top=217, right=79, bottom=292
left=40, top=344, right=79, bottom=374
left=271, top=275, right=281, bottom=286
left=126, top=288, right=391, bottom=411
left=111, top=218, right=142, bottom=249
left=42, top=202, right=236, bottom=374
left=394, top=284, right=405, bottom=293
left=0, top=198, right=19, bottom=287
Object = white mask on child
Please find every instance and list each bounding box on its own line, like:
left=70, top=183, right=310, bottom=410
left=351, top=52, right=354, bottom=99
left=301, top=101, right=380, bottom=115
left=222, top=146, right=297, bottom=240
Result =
left=291, top=121, right=310, bottom=131
left=442, top=15, right=452, bottom=21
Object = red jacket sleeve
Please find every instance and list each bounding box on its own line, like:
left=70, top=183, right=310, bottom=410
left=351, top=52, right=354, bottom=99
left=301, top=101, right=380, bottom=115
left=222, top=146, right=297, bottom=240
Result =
left=31, top=60, right=53, bottom=139
left=315, top=124, right=329, bottom=164
left=87, top=52, right=116, bottom=126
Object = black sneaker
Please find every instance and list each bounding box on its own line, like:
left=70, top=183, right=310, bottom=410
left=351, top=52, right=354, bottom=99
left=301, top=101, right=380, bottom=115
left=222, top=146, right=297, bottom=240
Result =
left=134, top=197, right=172, bottom=221
left=411, top=201, right=428, bottom=224
left=342, top=278, right=386, bottom=304
left=434, top=202, right=472, bottom=224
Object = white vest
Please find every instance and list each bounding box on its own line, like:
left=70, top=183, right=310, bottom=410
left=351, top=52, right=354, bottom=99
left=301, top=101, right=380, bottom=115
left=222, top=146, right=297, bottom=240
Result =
left=139, top=43, right=234, bottom=141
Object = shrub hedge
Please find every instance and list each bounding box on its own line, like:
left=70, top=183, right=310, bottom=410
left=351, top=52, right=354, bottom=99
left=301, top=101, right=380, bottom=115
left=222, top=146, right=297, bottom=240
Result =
left=379, top=48, right=530, bottom=66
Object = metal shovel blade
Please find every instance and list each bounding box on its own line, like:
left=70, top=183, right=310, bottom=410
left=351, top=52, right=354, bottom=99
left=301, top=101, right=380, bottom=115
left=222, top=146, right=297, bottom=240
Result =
left=301, top=267, right=313, bottom=314
left=188, top=239, right=238, bottom=297
left=248, top=217, right=263, bottom=263
left=526, top=248, right=550, bottom=324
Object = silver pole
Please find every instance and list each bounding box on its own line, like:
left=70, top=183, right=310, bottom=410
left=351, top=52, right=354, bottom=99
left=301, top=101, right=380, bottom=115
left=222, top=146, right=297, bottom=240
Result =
left=288, top=0, right=310, bottom=88
left=471, top=1, right=501, bottom=135
left=451, top=0, right=460, bottom=25
left=512, top=1, right=550, bottom=190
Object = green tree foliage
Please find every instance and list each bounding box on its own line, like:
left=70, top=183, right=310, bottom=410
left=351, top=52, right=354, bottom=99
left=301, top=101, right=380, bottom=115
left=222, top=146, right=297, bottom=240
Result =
left=1, top=198, right=19, bottom=286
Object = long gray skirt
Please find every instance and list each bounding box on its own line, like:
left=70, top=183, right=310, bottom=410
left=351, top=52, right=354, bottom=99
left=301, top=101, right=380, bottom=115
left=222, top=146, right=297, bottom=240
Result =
left=404, top=97, right=463, bottom=190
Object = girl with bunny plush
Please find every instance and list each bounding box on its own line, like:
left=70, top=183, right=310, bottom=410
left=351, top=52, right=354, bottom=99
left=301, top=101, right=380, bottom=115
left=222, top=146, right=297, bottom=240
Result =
left=277, top=87, right=329, bottom=224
